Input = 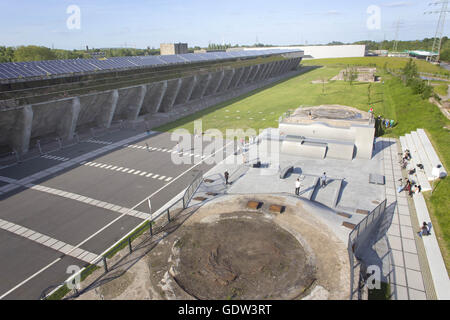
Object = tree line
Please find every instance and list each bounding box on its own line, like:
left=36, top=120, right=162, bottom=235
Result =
left=0, top=45, right=162, bottom=63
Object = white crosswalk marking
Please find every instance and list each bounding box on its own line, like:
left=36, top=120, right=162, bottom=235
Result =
left=81, top=161, right=173, bottom=181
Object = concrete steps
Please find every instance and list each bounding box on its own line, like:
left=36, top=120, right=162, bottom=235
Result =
left=411, top=131, right=434, bottom=180
left=417, top=129, right=447, bottom=179
left=404, top=133, right=432, bottom=191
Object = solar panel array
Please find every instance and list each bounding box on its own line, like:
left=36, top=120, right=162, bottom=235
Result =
left=0, top=49, right=301, bottom=81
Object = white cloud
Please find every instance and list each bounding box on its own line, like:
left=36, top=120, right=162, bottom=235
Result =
left=382, top=1, right=414, bottom=8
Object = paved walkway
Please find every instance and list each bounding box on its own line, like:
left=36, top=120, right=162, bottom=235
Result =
left=381, top=137, right=434, bottom=300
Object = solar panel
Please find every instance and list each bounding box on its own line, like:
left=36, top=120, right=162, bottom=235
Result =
left=158, top=55, right=186, bottom=64
left=0, top=49, right=302, bottom=81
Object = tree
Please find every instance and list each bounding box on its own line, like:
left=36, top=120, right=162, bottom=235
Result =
left=14, top=45, right=57, bottom=62
left=0, top=46, right=15, bottom=63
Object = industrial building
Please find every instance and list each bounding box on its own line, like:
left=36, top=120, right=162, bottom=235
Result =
left=160, top=43, right=189, bottom=55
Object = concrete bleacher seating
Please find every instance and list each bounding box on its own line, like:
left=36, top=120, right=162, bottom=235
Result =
left=400, top=129, right=450, bottom=299
left=417, top=129, right=447, bottom=179
left=411, top=131, right=434, bottom=180
left=400, top=129, right=447, bottom=186
left=403, top=133, right=432, bottom=191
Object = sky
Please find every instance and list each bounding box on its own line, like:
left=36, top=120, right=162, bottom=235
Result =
left=0, top=0, right=448, bottom=50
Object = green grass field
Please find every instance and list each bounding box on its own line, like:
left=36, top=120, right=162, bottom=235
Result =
left=155, top=57, right=450, bottom=273
left=434, top=83, right=449, bottom=97
left=156, top=66, right=393, bottom=134
left=302, top=56, right=450, bottom=76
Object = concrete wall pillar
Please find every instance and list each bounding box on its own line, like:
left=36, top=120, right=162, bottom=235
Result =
left=56, top=97, right=80, bottom=140
left=212, top=70, right=226, bottom=95
left=190, top=74, right=211, bottom=100
left=265, top=62, right=277, bottom=79
left=247, top=65, right=260, bottom=83
left=95, top=89, right=118, bottom=128
left=236, top=66, right=252, bottom=88
left=159, top=78, right=182, bottom=113
left=126, top=85, right=147, bottom=120
left=217, top=69, right=235, bottom=93
left=274, top=61, right=285, bottom=76
left=260, top=62, right=273, bottom=80
left=141, top=81, right=168, bottom=115
left=199, top=74, right=212, bottom=99
left=228, top=68, right=245, bottom=90
left=204, top=70, right=225, bottom=96
left=254, top=64, right=267, bottom=82
left=10, top=105, right=33, bottom=154
left=174, top=76, right=197, bottom=106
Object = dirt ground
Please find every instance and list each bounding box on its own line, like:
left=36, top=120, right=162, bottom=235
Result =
left=75, top=194, right=350, bottom=300
left=172, top=213, right=316, bottom=300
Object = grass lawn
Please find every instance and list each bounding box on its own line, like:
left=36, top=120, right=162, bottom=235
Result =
left=155, top=57, right=450, bottom=273
left=434, top=83, right=449, bottom=97
left=302, top=57, right=450, bottom=76
left=156, top=66, right=390, bottom=134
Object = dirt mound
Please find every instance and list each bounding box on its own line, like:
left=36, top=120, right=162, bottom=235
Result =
left=172, top=213, right=316, bottom=300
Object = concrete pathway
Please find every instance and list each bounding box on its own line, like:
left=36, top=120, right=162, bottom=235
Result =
left=381, top=137, right=433, bottom=300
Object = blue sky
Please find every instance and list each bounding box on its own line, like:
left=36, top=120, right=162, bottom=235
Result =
left=0, top=0, right=448, bottom=49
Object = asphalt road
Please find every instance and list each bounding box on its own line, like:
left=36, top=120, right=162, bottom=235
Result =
left=0, top=129, right=234, bottom=299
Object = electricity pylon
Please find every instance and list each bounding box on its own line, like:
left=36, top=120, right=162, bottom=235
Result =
left=425, top=0, right=449, bottom=62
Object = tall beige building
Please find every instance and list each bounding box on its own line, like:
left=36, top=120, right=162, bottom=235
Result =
left=160, top=43, right=188, bottom=55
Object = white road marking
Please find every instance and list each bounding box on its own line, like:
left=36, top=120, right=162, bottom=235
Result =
left=0, top=139, right=232, bottom=299
left=0, top=218, right=98, bottom=263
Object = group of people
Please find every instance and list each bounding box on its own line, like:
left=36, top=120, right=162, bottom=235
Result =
left=369, top=108, right=395, bottom=128
left=400, top=149, right=412, bottom=169
left=398, top=178, right=422, bottom=197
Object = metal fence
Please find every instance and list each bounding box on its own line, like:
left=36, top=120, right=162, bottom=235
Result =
left=41, top=170, right=203, bottom=300
left=182, top=170, right=204, bottom=208
left=347, top=200, right=388, bottom=300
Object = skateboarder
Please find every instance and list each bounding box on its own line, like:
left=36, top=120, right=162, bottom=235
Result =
left=224, top=171, right=230, bottom=185
left=295, top=178, right=301, bottom=196
left=321, top=172, right=327, bottom=188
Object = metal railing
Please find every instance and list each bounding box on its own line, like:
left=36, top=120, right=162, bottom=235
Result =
left=347, top=200, right=388, bottom=300
left=42, top=171, right=203, bottom=300
left=182, top=170, right=204, bottom=208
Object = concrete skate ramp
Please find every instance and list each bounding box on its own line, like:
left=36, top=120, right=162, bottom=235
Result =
left=281, top=139, right=327, bottom=159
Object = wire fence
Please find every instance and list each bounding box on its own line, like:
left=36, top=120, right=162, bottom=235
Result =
left=41, top=170, right=204, bottom=300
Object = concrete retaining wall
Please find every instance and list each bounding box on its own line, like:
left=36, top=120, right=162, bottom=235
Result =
left=0, top=57, right=302, bottom=154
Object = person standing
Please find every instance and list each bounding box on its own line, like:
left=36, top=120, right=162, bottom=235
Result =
left=321, top=172, right=327, bottom=188
left=224, top=171, right=229, bottom=185
left=295, top=178, right=301, bottom=196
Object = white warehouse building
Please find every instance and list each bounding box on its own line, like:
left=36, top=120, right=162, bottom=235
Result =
left=240, top=45, right=366, bottom=60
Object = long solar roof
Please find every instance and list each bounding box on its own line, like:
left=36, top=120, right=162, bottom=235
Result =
left=0, top=49, right=302, bottom=81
